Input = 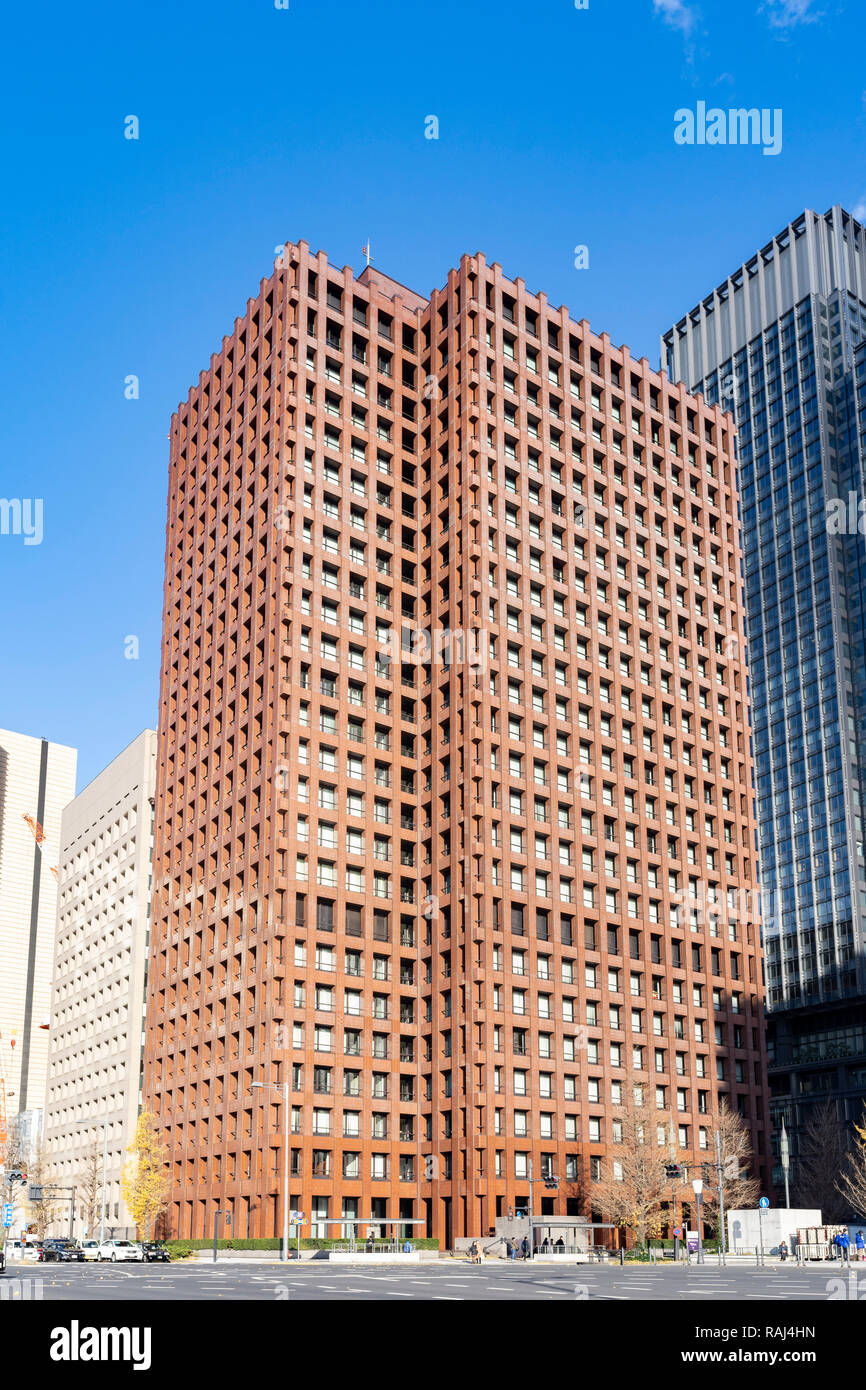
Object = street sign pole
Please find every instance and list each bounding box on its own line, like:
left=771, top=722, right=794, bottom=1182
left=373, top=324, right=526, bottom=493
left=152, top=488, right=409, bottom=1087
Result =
left=758, top=1196, right=768, bottom=1266
left=100, top=1123, right=108, bottom=1246
left=715, top=1132, right=727, bottom=1257
left=527, top=1158, right=533, bottom=1260
left=288, top=1211, right=305, bottom=1259
left=213, top=1208, right=230, bottom=1263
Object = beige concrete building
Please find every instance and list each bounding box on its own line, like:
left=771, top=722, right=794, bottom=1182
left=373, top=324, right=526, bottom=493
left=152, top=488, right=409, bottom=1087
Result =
left=44, top=730, right=156, bottom=1237
left=0, top=728, right=77, bottom=1124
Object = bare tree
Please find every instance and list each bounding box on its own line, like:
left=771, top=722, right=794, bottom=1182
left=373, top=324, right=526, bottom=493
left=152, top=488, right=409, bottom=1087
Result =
left=78, top=1139, right=103, bottom=1236
left=592, top=1092, right=671, bottom=1247
left=27, top=1142, right=58, bottom=1240
left=793, top=1099, right=851, bottom=1222
left=836, top=1102, right=866, bottom=1221
left=699, top=1100, right=760, bottom=1219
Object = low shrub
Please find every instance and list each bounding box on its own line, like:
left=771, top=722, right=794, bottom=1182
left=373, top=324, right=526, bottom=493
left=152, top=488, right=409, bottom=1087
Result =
left=163, top=1235, right=441, bottom=1254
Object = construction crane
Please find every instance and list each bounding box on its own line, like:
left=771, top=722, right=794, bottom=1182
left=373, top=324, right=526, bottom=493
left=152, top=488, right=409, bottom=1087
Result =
left=21, top=813, right=46, bottom=845
left=22, top=812, right=59, bottom=880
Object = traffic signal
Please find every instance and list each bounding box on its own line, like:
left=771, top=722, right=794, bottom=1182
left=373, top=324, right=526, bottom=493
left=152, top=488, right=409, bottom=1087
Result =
left=543, top=1176, right=559, bottom=1190
left=665, top=1164, right=683, bottom=1179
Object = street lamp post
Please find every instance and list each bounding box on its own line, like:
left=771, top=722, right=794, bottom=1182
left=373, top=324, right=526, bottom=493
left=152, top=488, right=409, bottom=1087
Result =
left=780, top=1121, right=791, bottom=1209
left=99, top=1124, right=108, bottom=1245
left=251, top=1079, right=290, bottom=1263
left=527, top=1158, right=533, bottom=1259
left=692, top=1178, right=705, bottom=1265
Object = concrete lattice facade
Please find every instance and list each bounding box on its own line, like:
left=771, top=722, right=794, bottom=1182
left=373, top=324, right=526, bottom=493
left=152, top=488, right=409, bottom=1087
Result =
left=0, top=728, right=77, bottom=1123
left=144, top=241, right=770, bottom=1246
left=44, top=730, right=157, bottom=1237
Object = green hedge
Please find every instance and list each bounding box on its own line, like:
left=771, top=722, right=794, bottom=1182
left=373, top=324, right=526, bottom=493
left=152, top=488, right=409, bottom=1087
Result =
left=165, top=1235, right=440, bottom=1257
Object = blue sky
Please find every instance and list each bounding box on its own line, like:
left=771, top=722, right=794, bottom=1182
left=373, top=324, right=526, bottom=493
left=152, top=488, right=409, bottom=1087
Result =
left=1, top=0, right=863, bottom=789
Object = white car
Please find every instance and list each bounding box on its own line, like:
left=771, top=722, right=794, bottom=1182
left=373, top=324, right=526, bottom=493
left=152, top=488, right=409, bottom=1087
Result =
left=7, top=1239, right=39, bottom=1261
left=96, top=1239, right=145, bottom=1262
left=80, top=1240, right=101, bottom=1261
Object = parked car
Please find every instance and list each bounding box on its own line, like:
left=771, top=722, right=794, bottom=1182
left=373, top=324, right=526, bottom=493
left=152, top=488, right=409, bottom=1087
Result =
left=96, top=1239, right=145, bottom=1263
left=141, top=1241, right=170, bottom=1263
left=80, top=1240, right=101, bottom=1261
left=39, top=1238, right=85, bottom=1263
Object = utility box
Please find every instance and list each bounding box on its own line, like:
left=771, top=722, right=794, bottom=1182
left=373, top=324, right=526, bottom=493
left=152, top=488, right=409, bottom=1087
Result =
left=727, top=1208, right=821, bottom=1254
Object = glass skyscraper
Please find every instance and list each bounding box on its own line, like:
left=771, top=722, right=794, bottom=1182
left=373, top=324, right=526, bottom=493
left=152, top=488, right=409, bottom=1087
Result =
left=662, top=206, right=866, bottom=1191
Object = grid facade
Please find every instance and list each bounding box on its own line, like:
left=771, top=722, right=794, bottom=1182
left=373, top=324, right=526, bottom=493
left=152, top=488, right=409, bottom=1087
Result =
left=44, top=730, right=157, bottom=1237
left=144, top=240, right=770, bottom=1246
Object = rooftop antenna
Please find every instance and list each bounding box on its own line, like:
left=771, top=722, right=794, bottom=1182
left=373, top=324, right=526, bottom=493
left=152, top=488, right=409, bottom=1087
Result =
left=362, top=239, right=374, bottom=268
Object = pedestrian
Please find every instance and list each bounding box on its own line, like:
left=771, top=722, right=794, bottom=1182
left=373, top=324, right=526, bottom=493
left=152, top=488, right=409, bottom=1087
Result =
left=555, top=1236, right=565, bottom=1251
left=841, top=1229, right=851, bottom=1264
left=855, top=1230, right=865, bottom=1261
left=779, top=1240, right=788, bottom=1262
left=521, top=1235, right=531, bottom=1261
left=468, top=1240, right=478, bottom=1265
left=834, top=1232, right=843, bottom=1261
left=505, top=1237, right=513, bottom=1262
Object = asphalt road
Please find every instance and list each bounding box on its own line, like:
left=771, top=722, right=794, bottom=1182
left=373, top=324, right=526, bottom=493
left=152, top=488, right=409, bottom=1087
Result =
left=2, top=1260, right=854, bottom=1301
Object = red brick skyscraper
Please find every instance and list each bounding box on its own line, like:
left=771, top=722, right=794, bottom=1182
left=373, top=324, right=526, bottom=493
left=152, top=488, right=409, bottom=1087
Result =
left=144, top=240, right=770, bottom=1246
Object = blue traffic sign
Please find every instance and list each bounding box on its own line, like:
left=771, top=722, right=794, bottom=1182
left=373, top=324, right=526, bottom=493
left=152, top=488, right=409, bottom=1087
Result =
left=759, top=1197, right=770, bottom=1208
left=2, top=1203, right=12, bottom=1227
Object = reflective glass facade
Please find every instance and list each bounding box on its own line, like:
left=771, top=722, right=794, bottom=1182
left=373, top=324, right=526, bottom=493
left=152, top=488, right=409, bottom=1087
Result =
left=662, top=207, right=866, bottom=1188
